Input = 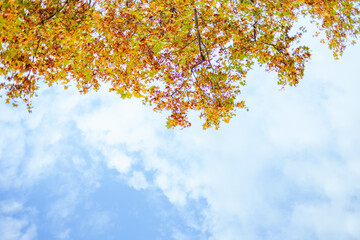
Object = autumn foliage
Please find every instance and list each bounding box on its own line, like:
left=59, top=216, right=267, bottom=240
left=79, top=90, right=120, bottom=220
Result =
left=1, top=0, right=359, bottom=129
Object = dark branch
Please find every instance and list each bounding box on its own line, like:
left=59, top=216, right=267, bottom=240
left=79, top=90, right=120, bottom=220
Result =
left=194, top=8, right=205, bottom=61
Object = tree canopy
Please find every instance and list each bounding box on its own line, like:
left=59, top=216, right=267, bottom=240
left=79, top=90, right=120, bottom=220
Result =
left=1, top=0, right=360, bottom=129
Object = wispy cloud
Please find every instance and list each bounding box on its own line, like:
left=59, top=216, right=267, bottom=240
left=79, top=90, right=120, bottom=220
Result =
left=0, top=200, right=37, bottom=240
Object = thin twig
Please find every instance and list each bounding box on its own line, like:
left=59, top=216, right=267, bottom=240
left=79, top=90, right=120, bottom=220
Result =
left=171, top=38, right=196, bottom=53
left=261, top=41, right=285, bottom=53
left=40, top=0, right=69, bottom=25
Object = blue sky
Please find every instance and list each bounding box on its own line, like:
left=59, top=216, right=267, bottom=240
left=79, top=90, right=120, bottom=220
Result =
left=1, top=25, right=360, bottom=240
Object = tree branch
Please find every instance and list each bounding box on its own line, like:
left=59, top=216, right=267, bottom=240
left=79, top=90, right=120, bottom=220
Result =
left=40, top=0, right=69, bottom=25
left=194, top=8, right=205, bottom=61
left=171, top=38, right=196, bottom=53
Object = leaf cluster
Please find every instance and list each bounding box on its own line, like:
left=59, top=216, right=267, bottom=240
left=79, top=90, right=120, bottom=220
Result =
left=1, top=0, right=359, bottom=129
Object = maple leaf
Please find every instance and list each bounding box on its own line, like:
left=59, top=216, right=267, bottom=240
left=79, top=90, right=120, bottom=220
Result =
left=1, top=0, right=360, bottom=129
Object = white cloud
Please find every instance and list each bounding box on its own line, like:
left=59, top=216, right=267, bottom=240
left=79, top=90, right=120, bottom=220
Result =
left=104, top=148, right=133, bottom=174
left=0, top=201, right=37, bottom=240
left=155, top=173, right=187, bottom=205
left=128, top=171, right=149, bottom=190
left=0, top=217, right=36, bottom=240
left=0, top=201, right=23, bottom=214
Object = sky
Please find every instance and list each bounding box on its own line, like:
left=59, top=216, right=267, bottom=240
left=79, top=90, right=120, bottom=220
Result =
left=1, top=24, right=360, bottom=240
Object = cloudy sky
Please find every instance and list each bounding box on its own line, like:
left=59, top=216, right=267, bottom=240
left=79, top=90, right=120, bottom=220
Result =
left=1, top=23, right=360, bottom=240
